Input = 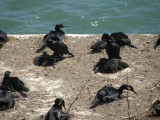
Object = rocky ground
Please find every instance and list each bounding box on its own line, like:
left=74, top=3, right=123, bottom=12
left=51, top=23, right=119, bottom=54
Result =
left=0, top=34, right=160, bottom=120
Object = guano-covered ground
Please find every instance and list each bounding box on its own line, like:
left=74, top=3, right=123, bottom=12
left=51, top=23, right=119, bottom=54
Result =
left=0, top=34, right=160, bottom=120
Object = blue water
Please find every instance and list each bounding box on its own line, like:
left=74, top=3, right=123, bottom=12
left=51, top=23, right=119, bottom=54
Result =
left=0, top=0, right=160, bottom=34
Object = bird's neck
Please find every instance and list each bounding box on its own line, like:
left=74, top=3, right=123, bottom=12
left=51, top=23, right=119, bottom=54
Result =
left=54, top=104, right=62, bottom=109
left=118, top=86, right=126, bottom=95
left=55, top=26, right=60, bottom=31
left=3, top=74, right=10, bottom=80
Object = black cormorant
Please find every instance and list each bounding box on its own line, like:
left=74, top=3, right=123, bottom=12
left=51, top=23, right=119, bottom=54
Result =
left=154, top=34, right=160, bottom=50
left=33, top=51, right=64, bottom=67
left=0, top=90, right=19, bottom=111
left=1, top=71, right=29, bottom=97
left=110, top=32, right=138, bottom=49
left=102, top=33, right=121, bottom=59
left=90, top=33, right=109, bottom=54
left=90, top=84, right=137, bottom=109
left=47, top=36, right=74, bottom=57
left=42, top=24, right=67, bottom=44
left=0, top=30, right=8, bottom=49
left=93, top=58, right=129, bottom=73
left=45, top=98, right=70, bottom=120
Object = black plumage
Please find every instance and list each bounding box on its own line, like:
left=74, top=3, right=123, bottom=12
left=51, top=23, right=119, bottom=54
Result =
left=1, top=71, right=29, bottom=97
left=90, top=41, right=105, bottom=54
left=149, top=99, right=160, bottom=116
left=154, top=34, right=160, bottom=50
left=0, top=90, right=19, bottom=111
left=110, top=32, right=138, bottom=49
left=93, top=58, right=129, bottom=73
left=90, top=84, right=137, bottom=109
left=42, top=24, right=67, bottom=44
left=102, top=33, right=121, bottom=59
left=33, top=51, right=64, bottom=67
left=36, top=36, right=74, bottom=57
left=45, top=98, right=70, bottom=120
left=0, top=30, right=8, bottom=49
left=47, top=36, right=74, bottom=57
left=90, top=33, right=109, bottom=54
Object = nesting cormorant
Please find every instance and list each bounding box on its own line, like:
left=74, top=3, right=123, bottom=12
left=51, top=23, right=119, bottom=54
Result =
left=90, top=84, right=137, bottom=109
left=33, top=51, right=64, bottom=67
left=90, top=33, right=109, bottom=54
left=1, top=71, right=29, bottom=97
left=0, top=90, right=19, bottom=111
left=102, top=33, right=121, bottom=59
left=45, top=98, right=70, bottom=120
left=110, top=32, right=138, bottom=49
left=154, top=34, right=160, bottom=50
left=0, top=30, right=8, bottom=49
left=93, top=58, right=129, bottom=73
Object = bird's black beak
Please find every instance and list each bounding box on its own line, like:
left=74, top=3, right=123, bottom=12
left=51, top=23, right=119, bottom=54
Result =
left=62, top=101, right=66, bottom=110
left=58, top=100, right=66, bottom=110
left=133, top=91, right=138, bottom=95
left=128, top=43, right=138, bottom=49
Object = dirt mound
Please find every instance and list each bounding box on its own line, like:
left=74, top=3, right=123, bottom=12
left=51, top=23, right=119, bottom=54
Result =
left=0, top=34, right=160, bottom=120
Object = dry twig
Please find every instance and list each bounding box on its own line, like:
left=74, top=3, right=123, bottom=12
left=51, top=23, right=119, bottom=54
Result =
left=66, top=78, right=90, bottom=113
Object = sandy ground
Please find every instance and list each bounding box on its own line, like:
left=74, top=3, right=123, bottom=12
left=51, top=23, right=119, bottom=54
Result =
left=0, top=34, right=160, bottom=120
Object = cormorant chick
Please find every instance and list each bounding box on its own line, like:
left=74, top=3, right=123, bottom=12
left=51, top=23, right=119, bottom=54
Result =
left=90, top=33, right=108, bottom=54
left=45, top=98, right=70, bottom=120
left=0, top=90, right=19, bottom=111
left=110, top=32, right=138, bottom=49
left=1, top=71, right=29, bottom=97
left=0, top=30, right=8, bottom=49
left=93, top=58, right=129, bottom=73
left=154, top=34, right=160, bottom=50
left=33, top=51, right=64, bottom=67
left=90, top=84, right=137, bottom=109
left=102, top=33, right=121, bottom=59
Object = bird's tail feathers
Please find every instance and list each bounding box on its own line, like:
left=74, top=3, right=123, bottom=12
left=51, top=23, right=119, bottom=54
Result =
left=35, top=45, right=46, bottom=53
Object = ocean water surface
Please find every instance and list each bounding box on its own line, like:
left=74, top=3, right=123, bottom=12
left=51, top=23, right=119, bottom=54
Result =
left=0, top=0, right=160, bottom=34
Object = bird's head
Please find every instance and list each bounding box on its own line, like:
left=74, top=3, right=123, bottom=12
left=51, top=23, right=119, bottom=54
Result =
left=55, top=98, right=66, bottom=110
left=101, top=33, right=114, bottom=43
left=4, top=71, right=11, bottom=76
left=120, top=84, right=138, bottom=95
left=55, top=24, right=67, bottom=30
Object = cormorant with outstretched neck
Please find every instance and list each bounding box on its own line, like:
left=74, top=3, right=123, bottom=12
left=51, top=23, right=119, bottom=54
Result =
left=45, top=98, right=70, bottom=120
left=90, top=84, right=137, bottom=109
left=102, top=33, right=121, bottom=59
left=1, top=71, right=29, bottom=97
left=110, top=32, right=138, bottom=49
left=0, top=30, right=8, bottom=49
left=154, top=34, right=160, bottom=50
